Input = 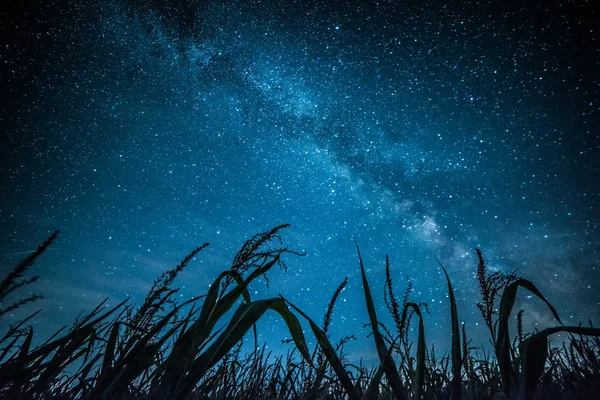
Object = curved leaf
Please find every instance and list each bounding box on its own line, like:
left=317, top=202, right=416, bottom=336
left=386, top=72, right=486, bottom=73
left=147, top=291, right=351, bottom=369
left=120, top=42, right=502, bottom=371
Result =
left=284, top=297, right=361, bottom=400
left=158, top=261, right=273, bottom=396
left=436, top=258, right=462, bottom=400
left=365, top=335, right=401, bottom=400
left=520, top=326, right=600, bottom=400
left=174, top=297, right=310, bottom=398
left=356, top=241, right=408, bottom=400
left=496, top=278, right=562, bottom=393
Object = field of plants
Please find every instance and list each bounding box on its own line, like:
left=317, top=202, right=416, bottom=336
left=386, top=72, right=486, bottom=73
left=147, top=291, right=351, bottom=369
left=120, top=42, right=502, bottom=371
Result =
left=0, top=225, right=598, bottom=399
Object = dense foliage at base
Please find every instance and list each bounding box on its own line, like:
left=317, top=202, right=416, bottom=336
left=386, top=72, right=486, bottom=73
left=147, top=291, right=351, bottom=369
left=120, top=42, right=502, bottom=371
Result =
left=0, top=226, right=598, bottom=399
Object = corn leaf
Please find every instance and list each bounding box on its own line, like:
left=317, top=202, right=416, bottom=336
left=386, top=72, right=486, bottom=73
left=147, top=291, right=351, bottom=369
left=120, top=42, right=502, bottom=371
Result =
left=437, top=258, right=462, bottom=400
left=32, top=326, right=95, bottom=393
left=284, top=297, right=361, bottom=400
left=158, top=261, right=274, bottom=397
left=356, top=240, right=408, bottom=400
left=100, top=322, right=120, bottom=376
left=365, top=335, right=400, bottom=400
left=520, top=326, right=600, bottom=400
left=174, top=297, right=310, bottom=398
left=17, top=326, right=33, bottom=362
left=496, top=278, right=562, bottom=393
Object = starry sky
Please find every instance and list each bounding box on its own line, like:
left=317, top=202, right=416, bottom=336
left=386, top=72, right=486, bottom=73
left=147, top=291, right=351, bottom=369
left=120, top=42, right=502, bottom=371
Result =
left=1, top=0, right=598, bottom=361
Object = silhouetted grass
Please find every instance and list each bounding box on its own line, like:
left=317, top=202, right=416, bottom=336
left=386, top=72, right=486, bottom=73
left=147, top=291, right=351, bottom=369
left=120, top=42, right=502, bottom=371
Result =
left=0, top=227, right=598, bottom=399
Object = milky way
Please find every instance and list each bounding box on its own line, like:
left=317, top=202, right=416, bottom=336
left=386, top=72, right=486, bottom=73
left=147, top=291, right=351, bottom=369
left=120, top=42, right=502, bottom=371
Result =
left=1, top=0, right=598, bottom=359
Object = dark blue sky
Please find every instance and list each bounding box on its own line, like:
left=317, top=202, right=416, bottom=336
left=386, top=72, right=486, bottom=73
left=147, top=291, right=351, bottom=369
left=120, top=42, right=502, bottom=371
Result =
left=1, top=0, right=598, bottom=360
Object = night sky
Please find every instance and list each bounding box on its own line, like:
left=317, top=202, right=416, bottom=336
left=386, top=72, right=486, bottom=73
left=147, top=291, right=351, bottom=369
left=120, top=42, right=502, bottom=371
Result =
left=1, top=0, right=598, bottom=361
